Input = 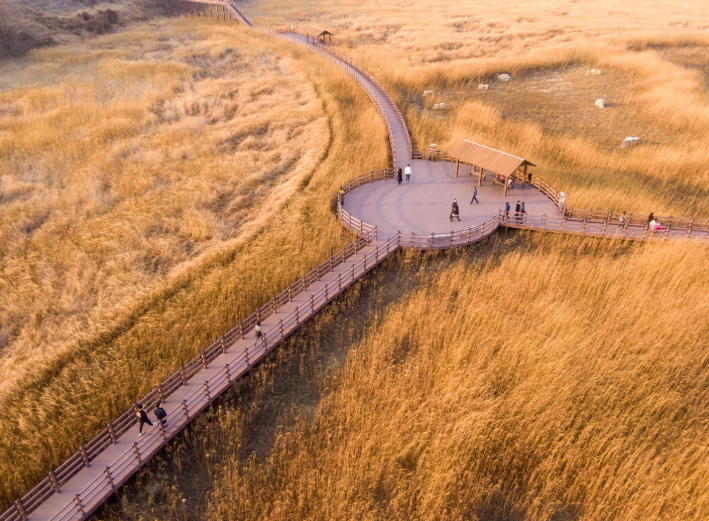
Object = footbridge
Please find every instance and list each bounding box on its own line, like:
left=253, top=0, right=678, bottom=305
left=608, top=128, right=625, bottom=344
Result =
left=2, top=2, right=707, bottom=520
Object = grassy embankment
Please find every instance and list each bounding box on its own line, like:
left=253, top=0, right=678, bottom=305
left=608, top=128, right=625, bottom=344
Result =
left=91, top=2, right=709, bottom=520
left=0, top=16, right=388, bottom=506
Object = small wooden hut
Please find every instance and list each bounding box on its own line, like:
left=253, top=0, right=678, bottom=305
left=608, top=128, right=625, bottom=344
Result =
left=302, top=25, right=334, bottom=44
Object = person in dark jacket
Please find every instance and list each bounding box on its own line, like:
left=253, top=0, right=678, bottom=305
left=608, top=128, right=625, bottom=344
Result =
left=154, top=402, right=167, bottom=426
left=505, top=202, right=510, bottom=218
left=135, top=404, right=154, bottom=436
left=450, top=199, right=461, bottom=222
left=470, top=185, right=479, bottom=204
left=397, top=167, right=403, bottom=184
left=515, top=201, right=521, bottom=221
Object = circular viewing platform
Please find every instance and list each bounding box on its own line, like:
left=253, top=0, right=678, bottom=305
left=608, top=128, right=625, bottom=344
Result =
left=340, top=159, right=560, bottom=245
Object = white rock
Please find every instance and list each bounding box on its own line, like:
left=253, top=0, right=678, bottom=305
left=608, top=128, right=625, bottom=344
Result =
left=433, top=103, right=439, bottom=110
left=424, top=90, right=434, bottom=96
left=595, top=99, right=605, bottom=108
left=621, top=137, right=641, bottom=149
left=478, top=84, right=489, bottom=90
left=498, top=73, right=511, bottom=82
left=586, top=69, right=602, bottom=76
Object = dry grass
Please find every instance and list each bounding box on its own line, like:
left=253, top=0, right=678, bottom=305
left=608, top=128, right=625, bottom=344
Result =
left=97, top=234, right=709, bottom=521
left=254, top=0, right=709, bottom=215
left=86, top=2, right=709, bottom=521
left=2, top=0, right=709, bottom=518
left=0, top=16, right=387, bottom=505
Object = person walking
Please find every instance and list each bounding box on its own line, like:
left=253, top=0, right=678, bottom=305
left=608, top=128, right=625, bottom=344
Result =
left=404, top=164, right=412, bottom=183
left=470, top=185, right=479, bottom=204
left=520, top=202, right=526, bottom=221
left=154, top=401, right=167, bottom=426
left=647, top=212, right=654, bottom=225
left=619, top=211, right=626, bottom=229
left=135, top=404, right=154, bottom=436
left=255, top=321, right=263, bottom=339
left=397, top=167, right=402, bottom=184
left=450, top=199, right=461, bottom=222
left=505, top=202, right=510, bottom=219
left=515, top=201, right=521, bottom=222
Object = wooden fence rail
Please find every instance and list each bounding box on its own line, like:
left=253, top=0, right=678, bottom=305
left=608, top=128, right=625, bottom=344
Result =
left=502, top=212, right=709, bottom=242
left=1, top=228, right=388, bottom=521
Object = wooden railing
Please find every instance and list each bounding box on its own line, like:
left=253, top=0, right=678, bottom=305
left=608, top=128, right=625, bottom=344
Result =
left=218, top=0, right=412, bottom=162
left=502, top=212, right=709, bottom=242
left=412, top=147, right=453, bottom=162
left=1, top=228, right=387, bottom=521
left=400, top=214, right=501, bottom=249
left=336, top=169, right=501, bottom=249
left=40, top=234, right=404, bottom=521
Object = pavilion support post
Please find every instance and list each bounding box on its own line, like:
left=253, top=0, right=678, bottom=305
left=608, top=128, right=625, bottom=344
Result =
left=478, top=167, right=483, bottom=187
left=455, top=159, right=459, bottom=178
left=522, top=164, right=527, bottom=188
left=503, top=175, right=508, bottom=197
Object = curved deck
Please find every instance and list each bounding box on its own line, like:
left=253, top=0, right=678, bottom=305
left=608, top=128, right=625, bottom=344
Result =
left=343, top=159, right=558, bottom=239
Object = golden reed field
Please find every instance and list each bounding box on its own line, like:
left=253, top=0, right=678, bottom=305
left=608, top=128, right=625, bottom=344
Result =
left=1, top=0, right=709, bottom=519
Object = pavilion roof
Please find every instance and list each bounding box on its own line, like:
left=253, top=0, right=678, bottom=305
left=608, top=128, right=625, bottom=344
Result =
left=449, top=140, right=535, bottom=177
left=302, top=25, right=334, bottom=38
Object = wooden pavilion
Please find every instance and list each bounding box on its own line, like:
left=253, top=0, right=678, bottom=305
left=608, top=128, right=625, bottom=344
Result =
left=448, top=140, right=536, bottom=196
left=302, top=25, right=334, bottom=44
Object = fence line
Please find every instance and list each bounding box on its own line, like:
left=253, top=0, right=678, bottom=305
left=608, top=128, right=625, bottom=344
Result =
left=1, top=229, right=393, bottom=521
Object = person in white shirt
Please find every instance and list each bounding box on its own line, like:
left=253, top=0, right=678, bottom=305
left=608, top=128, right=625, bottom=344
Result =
left=404, top=164, right=412, bottom=183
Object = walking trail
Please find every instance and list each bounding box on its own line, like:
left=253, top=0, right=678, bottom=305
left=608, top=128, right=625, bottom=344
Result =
left=2, top=3, right=707, bottom=521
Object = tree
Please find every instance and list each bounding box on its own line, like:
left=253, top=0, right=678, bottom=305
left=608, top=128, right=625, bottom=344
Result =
left=0, top=0, right=21, bottom=57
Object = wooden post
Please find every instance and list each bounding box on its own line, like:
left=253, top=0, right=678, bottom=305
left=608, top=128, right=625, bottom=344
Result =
left=158, top=421, right=166, bottom=440
left=324, top=284, right=328, bottom=301
left=201, top=350, right=208, bottom=369
left=338, top=273, right=342, bottom=291
left=239, top=322, right=244, bottom=339
left=363, top=254, right=367, bottom=270
left=105, top=467, right=115, bottom=489
left=15, top=500, right=27, bottom=521
left=74, top=494, right=85, bottom=516
left=80, top=446, right=90, bottom=467
left=108, top=423, right=117, bottom=444
left=225, top=364, right=231, bottom=384
left=455, top=159, right=459, bottom=177
left=204, top=381, right=211, bottom=402
left=479, top=167, right=483, bottom=187
left=132, top=442, right=140, bottom=463
left=310, top=295, right=314, bottom=312
left=49, top=471, right=60, bottom=493
left=279, top=319, right=284, bottom=338
left=158, top=383, right=165, bottom=402
left=522, top=164, right=527, bottom=188
left=295, top=306, right=300, bottom=324
left=220, top=336, right=227, bottom=354
left=180, top=366, right=187, bottom=385
left=182, top=400, right=189, bottom=419
left=503, top=175, right=508, bottom=197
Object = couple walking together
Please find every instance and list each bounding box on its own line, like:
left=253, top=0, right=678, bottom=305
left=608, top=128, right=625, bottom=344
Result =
left=396, top=164, right=413, bottom=184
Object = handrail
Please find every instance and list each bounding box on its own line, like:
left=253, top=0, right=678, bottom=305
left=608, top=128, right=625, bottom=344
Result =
left=501, top=212, right=709, bottom=242
left=1, top=225, right=383, bottom=520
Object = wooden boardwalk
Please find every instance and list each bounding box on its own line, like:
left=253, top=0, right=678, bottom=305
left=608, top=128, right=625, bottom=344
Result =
left=3, top=2, right=709, bottom=521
